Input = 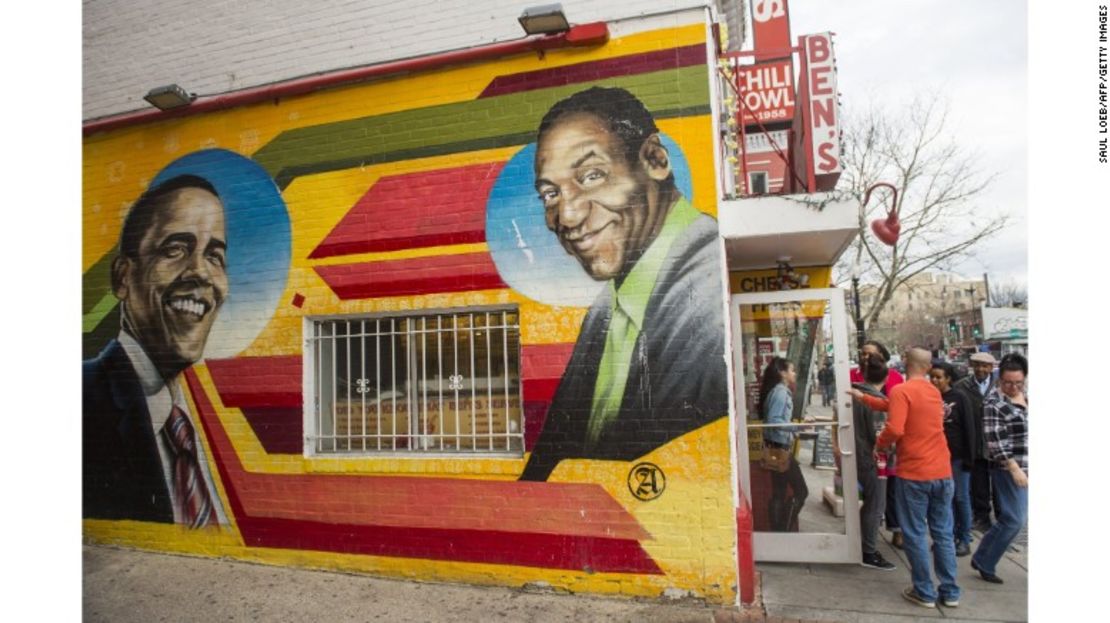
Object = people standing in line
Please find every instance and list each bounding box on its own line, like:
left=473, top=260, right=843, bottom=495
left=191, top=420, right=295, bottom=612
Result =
left=759, top=357, right=808, bottom=533
left=930, top=361, right=978, bottom=557
left=849, top=357, right=897, bottom=571
left=818, top=360, right=835, bottom=407
left=858, top=347, right=959, bottom=609
left=851, top=340, right=906, bottom=548
left=971, top=353, right=1029, bottom=585
left=954, top=352, right=1000, bottom=533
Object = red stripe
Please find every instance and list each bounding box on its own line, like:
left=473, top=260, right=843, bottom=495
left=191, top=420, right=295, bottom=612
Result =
left=479, top=44, right=706, bottom=98
left=309, top=163, right=505, bottom=259
left=240, top=408, right=303, bottom=454
left=238, top=517, right=662, bottom=574
left=313, top=252, right=508, bottom=299
left=183, top=370, right=661, bottom=574
left=206, top=356, right=302, bottom=408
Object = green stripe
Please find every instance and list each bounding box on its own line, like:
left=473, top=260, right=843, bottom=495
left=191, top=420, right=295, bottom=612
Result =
left=83, top=248, right=116, bottom=315
left=83, top=293, right=120, bottom=332
left=273, top=103, right=710, bottom=187
left=254, top=65, right=709, bottom=188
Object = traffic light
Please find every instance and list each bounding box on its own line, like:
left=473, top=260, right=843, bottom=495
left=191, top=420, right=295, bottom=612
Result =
left=947, top=318, right=957, bottom=333
left=972, top=326, right=981, bottom=338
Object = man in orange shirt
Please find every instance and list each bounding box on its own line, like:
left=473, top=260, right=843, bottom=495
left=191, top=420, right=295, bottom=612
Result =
left=867, top=347, right=960, bottom=609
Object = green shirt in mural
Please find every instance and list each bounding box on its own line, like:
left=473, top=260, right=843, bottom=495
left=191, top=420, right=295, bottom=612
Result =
left=585, top=197, right=702, bottom=448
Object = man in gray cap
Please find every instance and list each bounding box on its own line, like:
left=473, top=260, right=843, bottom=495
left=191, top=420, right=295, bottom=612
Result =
left=954, top=352, right=998, bottom=533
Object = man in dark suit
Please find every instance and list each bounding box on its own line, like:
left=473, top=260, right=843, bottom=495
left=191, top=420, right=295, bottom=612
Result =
left=84, top=175, right=229, bottom=527
left=520, top=87, right=728, bottom=481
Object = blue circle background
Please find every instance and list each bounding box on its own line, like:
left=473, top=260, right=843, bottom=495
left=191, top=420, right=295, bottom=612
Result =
left=151, top=148, right=291, bottom=360
left=485, top=134, right=693, bottom=308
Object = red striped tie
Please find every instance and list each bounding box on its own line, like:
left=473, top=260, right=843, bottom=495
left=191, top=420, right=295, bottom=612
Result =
left=162, top=406, right=217, bottom=528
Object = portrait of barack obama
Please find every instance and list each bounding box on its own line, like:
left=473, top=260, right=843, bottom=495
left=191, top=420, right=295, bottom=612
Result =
left=83, top=175, right=230, bottom=528
left=520, top=87, right=728, bottom=482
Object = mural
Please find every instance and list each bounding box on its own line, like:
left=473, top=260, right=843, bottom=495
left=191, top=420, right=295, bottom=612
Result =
left=83, top=22, right=736, bottom=603
left=519, top=87, right=728, bottom=481
left=83, top=150, right=289, bottom=525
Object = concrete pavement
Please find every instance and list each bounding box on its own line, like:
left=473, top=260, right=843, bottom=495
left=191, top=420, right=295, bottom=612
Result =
left=759, top=528, right=1028, bottom=622
left=84, top=533, right=1026, bottom=623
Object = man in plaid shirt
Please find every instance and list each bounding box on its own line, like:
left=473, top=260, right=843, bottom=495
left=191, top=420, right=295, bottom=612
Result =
left=970, top=353, right=1028, bottom=584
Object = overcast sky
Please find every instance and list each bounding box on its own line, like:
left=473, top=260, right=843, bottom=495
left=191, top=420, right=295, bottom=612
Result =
left=782, top=0, right=1028, bottom=285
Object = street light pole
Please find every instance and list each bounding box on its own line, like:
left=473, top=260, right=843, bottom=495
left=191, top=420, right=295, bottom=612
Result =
left=851, top=255, right=865, bottom=352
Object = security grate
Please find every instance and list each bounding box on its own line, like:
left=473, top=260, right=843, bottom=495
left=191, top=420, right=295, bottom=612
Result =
left=308, top=308, right=523, bottom=455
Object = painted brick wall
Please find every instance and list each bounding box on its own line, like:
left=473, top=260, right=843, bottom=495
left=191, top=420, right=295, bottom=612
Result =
left=84, top=0, right=744, bottom=120
left=83, top=9, right=738, bottom=605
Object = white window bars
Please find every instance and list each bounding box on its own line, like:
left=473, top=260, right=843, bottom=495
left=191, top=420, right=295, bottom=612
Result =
left=308, top=308, right=523, bottom=455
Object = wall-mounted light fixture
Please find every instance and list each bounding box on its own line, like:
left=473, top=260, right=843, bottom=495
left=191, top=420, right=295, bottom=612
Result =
left=518, top=3, right=570, bottom=35
left=143, top=84, right=196, bottom=111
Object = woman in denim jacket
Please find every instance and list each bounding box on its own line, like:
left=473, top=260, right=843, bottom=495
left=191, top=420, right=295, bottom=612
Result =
left=759, top=357, right=808, bottom=532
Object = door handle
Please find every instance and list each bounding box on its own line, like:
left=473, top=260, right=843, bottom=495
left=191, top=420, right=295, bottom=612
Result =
left=837, top=421, right=853, bottom=457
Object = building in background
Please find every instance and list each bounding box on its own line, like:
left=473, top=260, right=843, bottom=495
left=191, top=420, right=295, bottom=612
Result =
left=856, top=272, right=987, bottom=354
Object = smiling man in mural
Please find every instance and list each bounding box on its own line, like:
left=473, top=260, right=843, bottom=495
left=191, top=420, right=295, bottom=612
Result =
left=520, top=86, right=728, bottom=481
left=83, top=174, right=229, bottom=527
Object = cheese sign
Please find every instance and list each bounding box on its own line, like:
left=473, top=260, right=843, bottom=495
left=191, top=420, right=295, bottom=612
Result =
left=804, top=33, right=842, bottom=183
left=737, top=59, right=795, bottom=125
left=751, top=0, right=792, bottom=61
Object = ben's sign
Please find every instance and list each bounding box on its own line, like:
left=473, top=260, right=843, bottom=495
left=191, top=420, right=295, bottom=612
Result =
left=790, top=32, right=842, bottom=192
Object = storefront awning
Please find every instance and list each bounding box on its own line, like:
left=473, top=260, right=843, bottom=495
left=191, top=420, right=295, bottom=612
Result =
left=718, top=193, right=859, bottom=270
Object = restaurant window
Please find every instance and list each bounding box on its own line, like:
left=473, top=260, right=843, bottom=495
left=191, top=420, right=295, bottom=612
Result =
left=306, top=308, right=523, bottom=455
left=748, top=171, right=768, bottom=195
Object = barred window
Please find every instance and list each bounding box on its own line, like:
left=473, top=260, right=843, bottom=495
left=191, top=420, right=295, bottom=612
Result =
left=307, top=308, right=523, bottom=455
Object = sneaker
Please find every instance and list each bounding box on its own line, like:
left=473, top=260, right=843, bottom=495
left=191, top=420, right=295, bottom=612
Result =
left=955, top=542, right=971, bottom=557
left=940, top=596, right=960, bottom=608
left=861, top=551, right=896, bottom=571
left=902, top=587, right=936, bottom=608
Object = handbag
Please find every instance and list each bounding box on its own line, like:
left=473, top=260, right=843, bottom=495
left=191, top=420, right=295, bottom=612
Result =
left=761, top=445, right=791, bottom=473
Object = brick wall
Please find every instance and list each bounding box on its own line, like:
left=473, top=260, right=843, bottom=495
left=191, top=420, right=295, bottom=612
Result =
left=84, top=0, right=745, bottom=120
left=83, top=9, right=738, bottom=604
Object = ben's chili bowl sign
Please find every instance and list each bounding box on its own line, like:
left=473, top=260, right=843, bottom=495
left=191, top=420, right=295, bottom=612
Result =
left=738, top=59, right=795, bottom=125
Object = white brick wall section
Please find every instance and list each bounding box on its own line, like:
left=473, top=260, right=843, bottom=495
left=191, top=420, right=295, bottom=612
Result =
left=84, top=0, right=744, bottom=120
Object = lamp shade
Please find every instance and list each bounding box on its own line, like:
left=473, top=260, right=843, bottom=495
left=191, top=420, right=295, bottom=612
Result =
left=143, top=84, right=195, bottom=110
left=519, top=4, right=570, bottom=35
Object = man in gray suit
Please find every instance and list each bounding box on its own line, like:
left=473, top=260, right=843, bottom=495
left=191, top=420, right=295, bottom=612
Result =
left=521, top=87, right=728, bottom=481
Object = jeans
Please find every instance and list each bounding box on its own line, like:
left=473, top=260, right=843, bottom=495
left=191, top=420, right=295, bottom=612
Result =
left=821, top=384, right=834, bottom=406
left=951, top=459, right=973, bottom=546
left=858, top=464, right=887, bottom=555
left=769, top=457, right=808, bottom=532
left=895, top=478, right=960, bottom=603
left=885, top=475, right=901, bottom=532
left=972, top=468, right=1028, bottom=575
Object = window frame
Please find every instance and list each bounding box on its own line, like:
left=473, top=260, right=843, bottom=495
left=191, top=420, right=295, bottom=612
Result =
left=302, top=305, right=525, bottom=459
left=748, top=170, right=769, bottom=195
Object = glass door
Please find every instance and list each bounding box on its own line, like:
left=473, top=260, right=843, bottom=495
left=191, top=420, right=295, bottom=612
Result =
left=730, top=288, right=860, bottom=563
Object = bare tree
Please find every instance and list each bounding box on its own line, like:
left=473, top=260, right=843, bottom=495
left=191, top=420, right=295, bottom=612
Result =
left=990, top=279, right=1028, bottom=308
left=831, top=94, right=1009, bottom=329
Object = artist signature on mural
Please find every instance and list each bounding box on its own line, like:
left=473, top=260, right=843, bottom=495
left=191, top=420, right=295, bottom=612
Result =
left=627, top=462, right=666, bottom=501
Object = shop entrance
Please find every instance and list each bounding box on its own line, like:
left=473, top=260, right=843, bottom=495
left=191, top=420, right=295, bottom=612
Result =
left=730, top=288, right=861, bottom=563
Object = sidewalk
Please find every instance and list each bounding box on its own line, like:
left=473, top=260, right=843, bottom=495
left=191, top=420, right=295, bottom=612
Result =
left=758, top=529, right=1028, bottom=622
left=84, top=536, right=1026, bottom=623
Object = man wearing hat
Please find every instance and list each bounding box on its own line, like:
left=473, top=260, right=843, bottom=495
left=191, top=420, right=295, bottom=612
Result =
left=954, top=352, right=999, bottom=533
